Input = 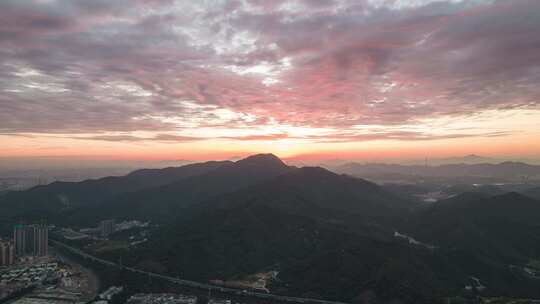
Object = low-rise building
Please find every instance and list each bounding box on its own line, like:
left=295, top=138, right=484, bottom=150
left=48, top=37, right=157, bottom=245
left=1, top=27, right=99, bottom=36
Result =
left=127, top=293, right=198, bottom=304
left=100, top=220, right=116, bottom=238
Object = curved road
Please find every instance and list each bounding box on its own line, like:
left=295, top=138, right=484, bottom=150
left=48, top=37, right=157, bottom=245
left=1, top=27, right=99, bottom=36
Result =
left=51, top=240, right=348, bottom=304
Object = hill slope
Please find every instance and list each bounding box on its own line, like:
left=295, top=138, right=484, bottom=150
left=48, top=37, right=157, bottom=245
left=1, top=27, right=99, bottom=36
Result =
left=114, top=167, right=462, bottom=303
left=196, top=166, right=414, bottom=223
left=0, top=160, right=231, bottom=226
left=409, top=192, right=540, bottom=259
left=523, top=186, right=540, bottom=200
left=67, top=154, right=293, bottom=223
left=129, top=201, right=461, bottom=303
left=402, top=192, right=540, bottom=297
left=125, top=180, right=540, bottom=302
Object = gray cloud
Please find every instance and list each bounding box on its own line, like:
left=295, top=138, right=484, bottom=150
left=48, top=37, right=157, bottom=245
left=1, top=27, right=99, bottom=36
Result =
left=0, top=0, right=539, bottom=136
left=69, top=129, right=511, bottom=143
left=73, top=134, right=203, bottom=142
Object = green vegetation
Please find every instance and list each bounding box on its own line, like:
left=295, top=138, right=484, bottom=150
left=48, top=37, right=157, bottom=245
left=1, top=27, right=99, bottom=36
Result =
left=2, top=155, right=540, bottom=303
left=527, top=259, right=540, bottom=270
left=88, top=240, right=130, bottom=253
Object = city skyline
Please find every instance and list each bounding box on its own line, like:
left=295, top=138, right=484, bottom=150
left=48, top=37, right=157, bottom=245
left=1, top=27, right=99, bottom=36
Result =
left=1, top=0, right=540, bottom=162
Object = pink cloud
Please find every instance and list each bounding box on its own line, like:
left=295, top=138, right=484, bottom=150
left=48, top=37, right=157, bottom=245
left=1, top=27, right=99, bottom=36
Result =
left=0, top=0, right=539, bottom=140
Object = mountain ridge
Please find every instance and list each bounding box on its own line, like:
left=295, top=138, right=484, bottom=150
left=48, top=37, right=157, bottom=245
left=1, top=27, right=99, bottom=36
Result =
left=61, top=153, right=293, bottom=224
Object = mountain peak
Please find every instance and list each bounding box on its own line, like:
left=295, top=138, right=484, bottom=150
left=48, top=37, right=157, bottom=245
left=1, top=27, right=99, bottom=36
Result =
left=236, top=153, right=286, bottom=167
left=492, top=191, right=532, bottom=201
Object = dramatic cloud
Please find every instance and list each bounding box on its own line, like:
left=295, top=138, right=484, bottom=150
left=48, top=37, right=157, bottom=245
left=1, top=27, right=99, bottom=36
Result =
left=1, top=0, right=539, bottom=144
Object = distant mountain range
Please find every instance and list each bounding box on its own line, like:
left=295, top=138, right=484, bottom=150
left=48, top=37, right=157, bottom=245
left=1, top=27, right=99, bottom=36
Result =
left=334, top=161, right=540, bottom=183
left=412, top=154, right=496, bottom=165
left=1, top=154, right=540, bottom=303
left=290, top=154, right=522, bottom=168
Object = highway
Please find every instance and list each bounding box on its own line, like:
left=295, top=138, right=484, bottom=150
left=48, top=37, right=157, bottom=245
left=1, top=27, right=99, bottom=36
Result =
left=50, top=240, right=349, bottom=304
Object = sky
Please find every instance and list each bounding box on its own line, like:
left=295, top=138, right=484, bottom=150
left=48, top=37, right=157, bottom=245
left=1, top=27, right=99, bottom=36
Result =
left=1, top=0, right=540, bottom=162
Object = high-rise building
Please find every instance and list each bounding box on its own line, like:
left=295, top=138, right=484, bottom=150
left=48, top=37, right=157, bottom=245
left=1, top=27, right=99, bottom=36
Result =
left=12, top=223, right=48, bottom=257
left=100, top=219, right=116, bottom=238
left=33, top=224, right=48, bottom=257
left=0, top=240, right=15, bottom=266
left=13, top=224, right=26, bottom=256
left=25, top=225, right=36, bottom=255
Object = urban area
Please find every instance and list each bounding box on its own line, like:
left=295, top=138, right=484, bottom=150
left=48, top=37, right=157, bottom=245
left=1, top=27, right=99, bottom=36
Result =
left=1, top=220, right=245, bottom=304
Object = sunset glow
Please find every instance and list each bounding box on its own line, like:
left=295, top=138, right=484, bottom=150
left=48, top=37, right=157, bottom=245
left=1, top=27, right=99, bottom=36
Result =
left=1, top=0, right=540, bottom=162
